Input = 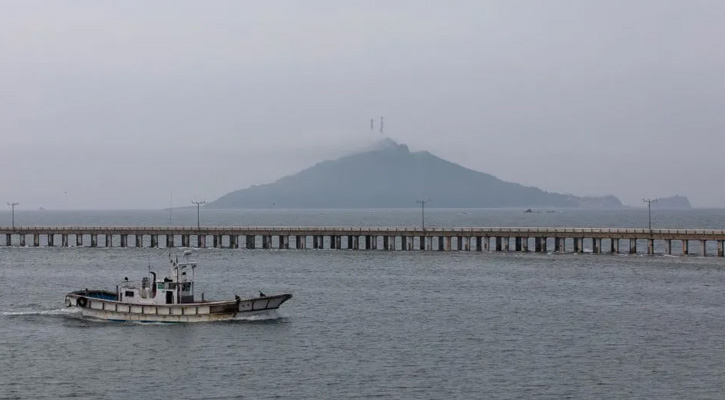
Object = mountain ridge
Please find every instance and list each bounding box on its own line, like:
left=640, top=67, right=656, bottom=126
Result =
left=209, top=139, right=623, bottom=209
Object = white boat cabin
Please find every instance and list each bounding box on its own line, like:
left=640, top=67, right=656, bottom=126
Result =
left=118, top=255, right=197, bottom=305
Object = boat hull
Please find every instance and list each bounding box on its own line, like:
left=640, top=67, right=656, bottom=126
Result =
left=65, top=292, right=292, bottom=323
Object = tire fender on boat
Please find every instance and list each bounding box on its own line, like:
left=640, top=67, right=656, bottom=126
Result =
left=76, top=297, right=88, bottom=308
left=64, top=297, right=72, bottom=307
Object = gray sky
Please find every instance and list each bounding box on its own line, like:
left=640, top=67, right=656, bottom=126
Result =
left=1, top=0, right=723, bottom=209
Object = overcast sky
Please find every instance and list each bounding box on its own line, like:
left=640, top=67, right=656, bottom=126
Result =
left=1, top=0, right=723, bottom=209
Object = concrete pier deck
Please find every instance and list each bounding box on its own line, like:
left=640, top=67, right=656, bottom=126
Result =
left=1, top=226, right=724, bottom=256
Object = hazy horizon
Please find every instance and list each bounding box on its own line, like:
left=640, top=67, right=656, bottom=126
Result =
left=2, top=1, right=723, bottom=210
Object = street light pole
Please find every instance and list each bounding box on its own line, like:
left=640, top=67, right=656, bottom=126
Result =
left=7, top=202, right=19, bottom=230
left=643, top=198, right=658, bottom=232
left=191, top=200, right=206, bottom=231
left=416, top=199, right=430, bottom=232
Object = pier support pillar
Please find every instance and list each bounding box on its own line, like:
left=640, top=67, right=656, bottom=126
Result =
left=476, top=237, right=482, bottom=252
left=436, top=236, right=443, bottom=251
left=335, top=236, right=341, bottom=250
left=330, top=236, right=337, bottom=250
left=166, top=235, right=174, bottom=248
left=64, top=234, right=71, bottom=247
left=465, top=237, right=471, bottom=251
left=648, top=239, right=654, bottom=255
left=47, top=234, right=54, bottom=247
left=534, top=238, right=542, bottom=253
left=483, top=237, right=490, bottom=251
left=574, top=238, right=582, bottom=253
left=665, top=239, right=671, bottom=255
left=280, top=236, right=288, bottom=250
left=682, top=240, right=689, bottom=255
left=718, top=241, right=723, bottom=257
left=33, top=234, right=40, bottom=247
left=515, top=237, right=522, bottom=252
left=503, top=237, right=510, bottom=252
left=594, top=238, right=601, bottom=254
left=347, top=236, right=353, bottom=250
left=229, top=235, right=238, bottom=249
left=521, top=237, right=528, bottom=252
left=119, top=234, right=126, bottom=248
left=611, top=238, right=619, bottom=254
left=554, top=238, right=561, bottom=253
left=629, top=239, right=636, bottom=254
left=245, top=235, right=254, bottom=249
left=701, top=240, right=706, bottom=256
left=265, top=235, right=272, bottom=249
left=135, top=235, right=142, bottom=248
left=106, top=234, right=113, bottom=247
left=495, top=237, right=502, bottom=252
left=90, top=234, right=97, bottom=248
left=420, top=236, right=426, bottom=251
left=353, top=236, right=359, bottom=250
left=5, top=234, right=11, bottom=246
left=20, top=234, right=26, bottom=247
left=457, top=237, right=464, bottom=251
left=541, top=238, right=547, bottom=253
left=383, top=236, right=389, bottom=251
left=445, top=236, right=452, bottom=251
left=401, top=236, right=408, bottom=251
left=150, top=235, right=157, bottom=248
left=199, top=235, right=206, bottom=248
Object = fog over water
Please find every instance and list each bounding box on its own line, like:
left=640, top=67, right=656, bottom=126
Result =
left=1, top=1, right=723, bottom=209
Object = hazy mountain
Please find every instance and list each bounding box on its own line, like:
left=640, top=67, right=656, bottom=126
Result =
left=209, top=139, right=623, bottom=209
left=652, top=195, right=692, bottom=209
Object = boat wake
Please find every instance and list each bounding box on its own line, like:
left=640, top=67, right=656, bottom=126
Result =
left=232, top=310, right=282, bottom=322
left=1, top=308, right=80, bottom=317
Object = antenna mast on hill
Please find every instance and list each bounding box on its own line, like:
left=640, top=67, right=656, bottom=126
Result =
left=380, top=116, right=384, bottom=135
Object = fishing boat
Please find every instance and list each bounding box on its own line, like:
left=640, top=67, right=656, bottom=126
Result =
left=64, top=251, right=292, bottom=323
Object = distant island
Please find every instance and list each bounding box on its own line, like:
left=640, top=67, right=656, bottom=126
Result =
left=208, top=139, right=623, bottom=209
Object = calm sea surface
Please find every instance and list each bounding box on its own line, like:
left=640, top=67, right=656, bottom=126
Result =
left=1, top=208, right=725, bottom=399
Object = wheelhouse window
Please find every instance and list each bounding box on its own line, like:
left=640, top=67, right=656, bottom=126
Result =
left=125, top=291, right=134, bottom=297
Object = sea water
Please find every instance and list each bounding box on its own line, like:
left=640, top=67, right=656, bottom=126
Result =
left=1, top=208, right=724, bottom=399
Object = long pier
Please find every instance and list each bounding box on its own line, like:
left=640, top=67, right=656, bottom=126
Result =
left=1, top=226, right=724, bottom=256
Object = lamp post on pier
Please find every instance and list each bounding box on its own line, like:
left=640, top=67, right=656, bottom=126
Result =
left=191, top=200, right=206, bottom=231
left=7, top=202, right=18, bottom=230
left=416, top=199, right=430, bottom=232
left=643, top=198, right=658, bottom=232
